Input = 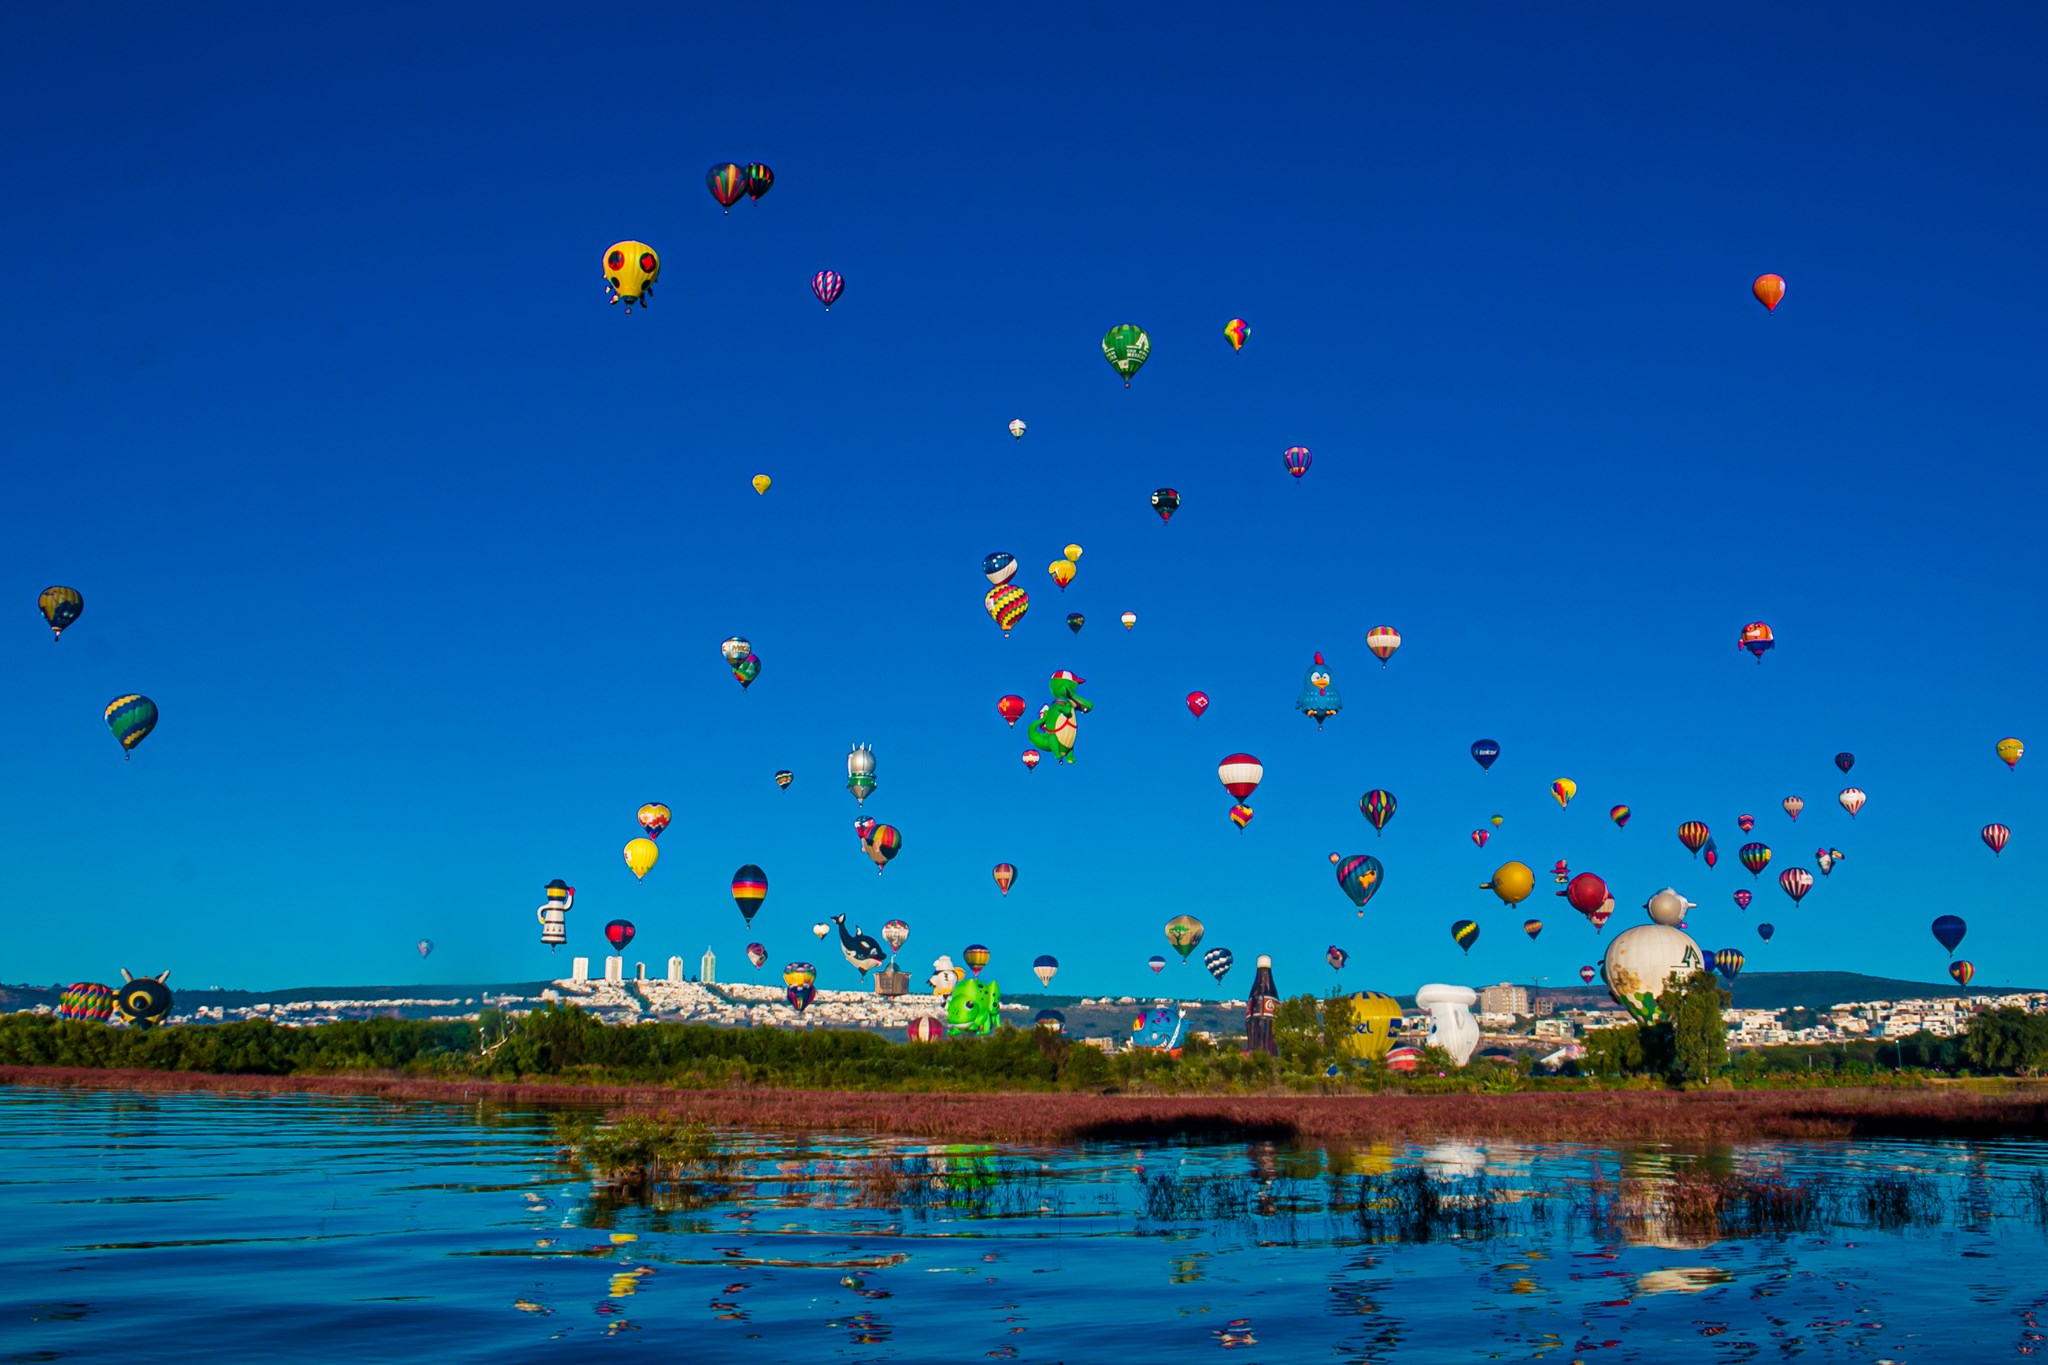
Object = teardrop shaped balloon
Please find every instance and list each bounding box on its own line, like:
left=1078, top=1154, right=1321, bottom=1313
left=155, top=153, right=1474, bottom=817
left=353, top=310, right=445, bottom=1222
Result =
left=1757, top=922, right=1775, bottom=942
left=1033, top=954, right=1059, bottom=987
left=732, top=865, right=768, bottom=922
left=1983, top=823, right=2011, bottom=856
left=1738, top=813, right=1756, bottom=833
left=1997, top=738, right=2024, bottom=770
left=1677, top=821, right=1710, bottom=856
left=1778, top=867, right=1813, bottom=904
left=1064, top=544, right=1083, bottom=563
left=1021, top=750, right=1040, bottom=770
left=1331, top=852, right=1385, bottom=910
left=1009, top=419, right=1027, bottom=439
left=985, top=584, right=1030, bottom=636
left=1470, top=829, right=1490, bottom=849
left=1066, top=613, right=1085, bottom=635
left=997, top=695, right=1026, bottom=727
left=1782, top=796, right=1804, bottom=821
left=1931, top=914, right=1967, bottom=955
left=1562, top=872, right=1609, bottom=916
left=774, top=769, right=794, bottom=790
left=104, top=695, right=158, bottom=758
left=1223, top=318, right=1248, bottom=351
left=992, top=862, right=1017, bottom=896
left=1186, top=691, right=1210, bottom=719
left=1739, top=842, right=1773, bottom=877
left=706, top=162, right=748, bottom=211
left=1579, top=965, right=1597, bottom=985
left=1218, top=754, right=1264, bottom=802
left=1950, top=960, right=1975, bottom=989
left=751, top=474, right=771, bottom=495
left=1164, top=914, right=1205, bottom=961
left=1490, top=814, right=1504, bottom=829
left=1712, top=948, right=1745, bottom=982
left=1229, top=804, right=1254, bottom=830
left=623, top=838, right=659, bottom=879
left=882, top=919, right=909, bottom=954
left=1451, top=920, right=1479, bottom=954
left=38, top=586, right=82, bottom=641
left=417, top=939, right=433, bottom=958
left=1838, top=788, right=1866, bottom=818
left=1835, top=752, right=1855, bottom=774
left=1550, top=778, right=1577, bottom=811
left=1733, top=888, right=1753, bottom=910
left=1048, top=559, right=1076, bottom=590
left=744, top=164, right=773, bottom=199
left=747, top=942, right=768, bottom=970
left=1470, top=739, right=1500, bottom=771
left=1148, top=955, right=1166, bottom=974
left=1282, top=446, right=1312, bottom=480
left=1609, top=804, right=1631, bottom=829
left=1102, top=324, right=1151, bottom=387
left=1151, top=488, right=1180, bottom=523
left=963, top=944, right=991, bottom=976
left=1752, top=273, right=1786, bottom=312
left=811, top=269, right=844, bottom=310
left=604, top=919, right=636, bottom=952
left=1360, top=789, right=1397, bottom=835
left=1523, top=918, right=1543, bottom=941
left=1365, top=625, right=1402, bottom=667
left=1120, top=611, right=1136, bottom=630
left=1204, top=947, right=1234, bottom=982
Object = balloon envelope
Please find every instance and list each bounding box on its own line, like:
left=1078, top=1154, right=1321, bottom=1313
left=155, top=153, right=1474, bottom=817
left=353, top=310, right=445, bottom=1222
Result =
left=1470, top=739, right=1500, bottom=771
left=623, top=838, right=659, bottom=879
left=1932, top=914, right=1967, bottom=955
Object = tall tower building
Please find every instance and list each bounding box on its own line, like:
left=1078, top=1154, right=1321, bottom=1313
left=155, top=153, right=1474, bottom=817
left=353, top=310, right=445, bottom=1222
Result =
left=700, top=947, right=717, bottom=985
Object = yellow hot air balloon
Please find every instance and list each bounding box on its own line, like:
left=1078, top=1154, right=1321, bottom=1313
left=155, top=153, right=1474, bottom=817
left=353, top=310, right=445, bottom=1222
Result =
left=1063, top=544, right=1083, bottom=563
left=1121, top=611, right=1137, bottom=630
left=751, top=474, right=771, bottom=495
left=1333, top=991, right=1403, bottom=1064
left=1048, top=559, right=1076, bottom=590
left=624, top=837, right=659, bottom=879
left=1551, top=777, right=1577, bottom=811
left=1481, top=861, right=1535, bottom=907
left=1997, top=737, right=2024, bottom=770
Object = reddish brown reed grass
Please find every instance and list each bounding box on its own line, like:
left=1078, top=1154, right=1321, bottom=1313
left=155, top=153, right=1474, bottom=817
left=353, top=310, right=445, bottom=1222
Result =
left=8, top=1067, right=2048, bottom=1144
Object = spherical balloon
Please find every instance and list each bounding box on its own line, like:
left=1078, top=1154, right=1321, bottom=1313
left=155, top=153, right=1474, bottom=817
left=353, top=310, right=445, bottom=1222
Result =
left=1480, top=861, right=1535, bottom=907
left=623, top=838, right=659, bottom=879
left=1561, top=872, right=1608, bottom=915
left=1997, top=737, right=2025, bottom=770
left=1602, top=924, right=1706, bottom=1022
left=1644, top=888, right=1695, bottom=927
left=1609, top=804, right=1631, bottom=829
left=1186, top=691, right=1210, bottom=719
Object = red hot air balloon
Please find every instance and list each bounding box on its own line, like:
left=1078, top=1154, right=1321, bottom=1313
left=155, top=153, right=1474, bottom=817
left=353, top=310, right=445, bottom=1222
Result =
left=1738, top=813, right=1756, bottom=833
left=604, top=919, right=636, bottom=953
left=1733, top=889, right=1753, bottom=910
left=1471, top=829, right=1490, bottom=849
left=1778, top=867, right=1814, bottom=905
left=1983, top=823, right=2011, bottom=856
left=1677, top=821, right=1710, bottom=856
left=997, top=695, right=1026, bottom=727
left=991, top=862, right=1017, bottom=895
left=1579, top=965, right=1597, bottom=985
left=1561, top=872, right=1608, bottom=915
left=1753, top=273, right=1786, bottom=312
left=1217, top=754, right=1263, bottom=802
left=812, top=270, right=845, bottom=310
left=1021, top=750, right=1040, bottom=770
left=1186, top=691, right=1210, bottom=719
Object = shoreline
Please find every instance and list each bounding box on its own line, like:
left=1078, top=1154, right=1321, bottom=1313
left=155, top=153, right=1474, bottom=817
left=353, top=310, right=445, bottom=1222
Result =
left=8, top=1067, right=2048, bottom=1144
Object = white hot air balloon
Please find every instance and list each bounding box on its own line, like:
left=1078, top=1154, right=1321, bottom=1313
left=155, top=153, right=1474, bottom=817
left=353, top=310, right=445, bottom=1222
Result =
left=1008, top=419, right=1027, bottom=439
left=1644, top=887, right=1695, bottom=927
left=1414, top=984, right=1481, bottom=1065
left=1602, top=924, right=1706, bottom=1022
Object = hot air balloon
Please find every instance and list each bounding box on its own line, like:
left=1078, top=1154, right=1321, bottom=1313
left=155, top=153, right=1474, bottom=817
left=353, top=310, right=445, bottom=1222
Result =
left=1561, top=872, right=1608, bottom=916
left=847, top=743, right=877, bottom=805
left=706, top=163, right=748, bottom=211
left=1733, top=888, right=1753, bottom=910
left=1360, top=789, right=1396, bottom=835
left=992, top=862, right=1017, bottom=896
left=1482, top=861, right=1536, bottom=908
left=1678, top=821, right=1710, bottom=856
left=37, top=586, right=82, bottom=641
left=1738, top=621, right=1775, bottom=662
left=861, top=823, right=902, bottom=874
left=1116, top=610, right=1136, bottom=631
left=1148, top=955, right=1166, bottom=974
left=981, top=550, right=1020, bottom=586
left=1223, top=318, right=1248, bottom=351
left=1229, top=804, right=1254, bottom=830
left=1165, top=914, right=1205, bottom=961
left=746, top=943, right=767, bottom=970
left=1204, top=947, right=1234, bottom=982
left=1047, top=559, right=1075, bottom=591
left=1451, top=921, right=1479, bottom=954
left=1523, top=918, right=1543, bottom=941
left=57, top=982, right=114, bottom=1022
left=416, top=939, right=432, bottom=958
left=105, top=695, right=158, bottom=758
left=883, top=919, right=910, bottom=956
left=907, top=1015, right=946, bottom=1043
left=985, top=584, right=1030, bottom=635
left=1331, top=852, right=1385, bottom=911
left=1218, top=754, right=1264, bottom=803
left=1035, top=1008, right=1063, bottom=1034
left=1703, top=838, right=1719, bottom=871
left=1752, top=273, right=1785, bottom=312
left=1151, top=488, right=1180, bottom=523
left=601, top=241, right=659, bottom=310
left=720, top=635, right=751, bottom=666
left=1326, top=944, right=1350, bottom=974
left=1835, top=752, right=1856, bottom=774
left=732, top=865, right=767, bottom=922
left=1067, top=613, right=1085, bottom=635
left=1033, top=954, right=1059, bottom=987
left=1997, top=738, right=2025, bottom=770
left=1282, top=447, right=1311, bottom=480
left=1609, top=804, right=1631, bottom=829
left=752, top=474, right=771, bottom=495
left=1102, top=325, right=1151, bottom=387
left=1469, top=739, right=1501, bottom=772
left=1064, top=544, right=1083, bottom=563
left=1816, top=846, right=1845, bottom=877
left=1645, top=888, right=1694, bottom=927
left=1783, top=796, right=1804, bottom=821
left=1932, top=915, right=1967, bottom=955
left=638, top=803, right=671, bottom=840
left=1712, top=948, right=1746, bottom=982
left=1778, top=867, right=1813, bottom=905
left=1951, top=960, right=1975, bottom=989
left=1491, top=814, right=1504, bottom=829
left=624, top=838, right=659, bottom=879
left=774, top=769, right=794, bottom=790
left=1365, top=625, right=1401, bottom=667
left=1757, top=922, right=1775, bottom=942
left=1601, top=925, right=1706, bottom=1023
left=1579, top=965, right=1597, bottom=985
left=812, top=270, right=844, bottom=310
left=1295, top=653, right=1343, bottom=728
left=1983, top=823, right=2011, bottom=857
left=1738, top=813, right=1756, bottom=833
left=997, top=695, right=1026, bottom=727
left=783, top=964, right=817, bottom=1015
left=1839, top=788, right=1866, bottom=819
left=604, top=919, right=635, bottom=953
left=1471, top=829, right=1490, bottom=849
left=1009, top=419, right=1027, bottom=439
left=742, top=163, right=773, bottom=199
left=113, top=970, right=174, bottom=1029
left=1021, top=750, right=1040, bottom=771
left=1550, top=778, right=1576, bottom=811
left=1738, top=842, right=1773, bottom=877
left=1173, top=692, right=1206, bottom=725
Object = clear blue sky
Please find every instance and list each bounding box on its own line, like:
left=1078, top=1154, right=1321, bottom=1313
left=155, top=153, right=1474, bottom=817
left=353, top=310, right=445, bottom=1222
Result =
left=4, top=4, right=2042, bottom=996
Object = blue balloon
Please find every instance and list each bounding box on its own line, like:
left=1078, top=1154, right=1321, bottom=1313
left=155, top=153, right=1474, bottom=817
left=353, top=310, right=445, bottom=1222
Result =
left=1932, top=914, right=1967, bottom=955
left=1470, top=738, right=1501, bottom=771
left=1203, top=947, right=1235, bottom=983
left=1333, top=853, right=1385, bottom=910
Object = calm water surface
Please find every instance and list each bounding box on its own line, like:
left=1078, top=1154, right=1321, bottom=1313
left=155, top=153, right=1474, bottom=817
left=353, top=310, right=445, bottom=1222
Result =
left=6, top=1085, right=2048, bottom=1363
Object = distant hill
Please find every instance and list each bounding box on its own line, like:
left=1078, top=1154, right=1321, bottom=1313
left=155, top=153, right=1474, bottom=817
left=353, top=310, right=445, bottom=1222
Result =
left=1717, top=972, right=2034, bottom=1012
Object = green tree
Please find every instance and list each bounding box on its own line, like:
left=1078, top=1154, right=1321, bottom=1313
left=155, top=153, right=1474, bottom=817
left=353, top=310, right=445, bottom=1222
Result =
left=1273, top=994, right=1325, bottom=1069
left=1961, top=1007, right=2048, bottom=1075
left=1581, top=1023, right=1646, bottom=1077
left=1320, top=992, right=1359, bottom=1055
left=1662, top=970, right=1730, bottom=1085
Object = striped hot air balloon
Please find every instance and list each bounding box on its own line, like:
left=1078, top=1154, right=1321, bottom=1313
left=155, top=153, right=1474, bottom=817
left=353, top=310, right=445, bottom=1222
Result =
left=1677, top=821, right=1710, bottom=856
left=105, top=694, right=158, bottom=758
left=1713, top=948, right=1746, bottom=981
left=706, top=162, right=748, bottom=211
left=811, top=270, right=844, bottom=310
left=1360, top=789, right=1397, bottom=835
left=1839, top=788, right=1866, bottom=818
left=38, top=586, right=83, bottom=641
left=962, top=944, right=991, bottom=976
left=1782, top=796, right=1804, bottom=821
left=1983, top=823, right=2011, bottom=857
left=744, top=163, right=774, bottom=200
left=991, top=862, right=1017, bottom=895
left=1739, top=842, right=1773, bottom=877
left=985, top=584, right=1029, bottom=636
left=1223, top=318, right=1248, bottom=351
left=1282, top=446, right=1312, bottom=480
left=1950, top=960, right=1976, bottom=989
left=1734, top=889, right=1753, bottom=910
left=1451, top=920, right=1479, bottom=954
left=774, top=769, right=794, bottom=790
left=731, top=865, right=768, bottom=923
left=1228, top=804, right=1254, bottom=830
left=1217, top=754, right=1264, bottom=802
left=1579, top=965, right=1597, bottom=985
left=1365, top=625, right=1402, bottom=667
left=1523, top=918, right=1543, bottom=941
left=1778, top=867, right=1813, bottom=905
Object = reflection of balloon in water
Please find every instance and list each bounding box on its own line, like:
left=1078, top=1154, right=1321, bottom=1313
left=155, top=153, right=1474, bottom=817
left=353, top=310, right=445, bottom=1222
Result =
left=105, top=695, right=158, bottom=758
left=1481, top=861, right=1535, bottom=907
left=774, top=769, right=794, bottom=790
left=1102, top=324, right=1151, bottom=387
left=1164, top=914, right=1205, bottom=961
left=1783, top=796, right=1804, bottom=821
left=1757, top=922, right=1775, bottom=942
left=38, top=586, right=83, bottom=641
left=1033, top=955, right=1059, bottom=987
left=1835, top=752, right=1856, bottom=774
left=1932, top=915, right=1967, bottom=955
left=1360, top=789, right=1396, bottom=834
left=1752, top=273, right=1786, bottom=311
left=1610, top=804, right=1631, bottom=829
left=1733, top=888, right=1753, bottom=910
left=1997, top=737, right=2025, bottom=770
left=1204, top=947, right=1234, bottom=982
left=1365, top=625, right=1402, bottom=667
left=1951, top=960, right=1975, bottom=989
left=1470, top=739, right=1500, bottom=771
left=1738, top=621, right=1775, bottom=662
left=624, top=838, right=659, bottom=879
left=1223, top=318, right=1248, bottom=351
left=731, top=865, right=768, bottom=922
left=991, top=862, right=1017, bottom=895
left=1983, top=823, right=2010, bottom=856
left=1677, top=821, right=1710, bottom=856
left=605, top=919, right=635, bottom=952
left=1839, top=788, right=1866, bottom=818
left=1331, top=852, right=1385, bottom=911
left=1778, top=867, right=1813, bottom=904
left=1551, top=778, right=1576, bottom=811
left=1523, top=918, right=1542, bottom=940
left=1151, top=487, right=1180, bottom=522
left=1451, top=920, right=1479, bottom=954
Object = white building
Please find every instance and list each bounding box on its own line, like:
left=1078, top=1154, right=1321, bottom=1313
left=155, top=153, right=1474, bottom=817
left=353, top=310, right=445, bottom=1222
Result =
left=700, top=947, right=716, bottom=985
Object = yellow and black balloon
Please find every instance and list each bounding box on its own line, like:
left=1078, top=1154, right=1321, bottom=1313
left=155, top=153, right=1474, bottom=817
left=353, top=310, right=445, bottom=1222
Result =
left=115, top=968, right=174, bottom=1028
left=603, top=242, right=659, bottom=312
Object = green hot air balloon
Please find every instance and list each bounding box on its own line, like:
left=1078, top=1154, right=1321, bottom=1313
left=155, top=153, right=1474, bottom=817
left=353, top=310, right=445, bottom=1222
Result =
left=1164, top=913, right=1205, bottom=962
left=1102, top=325, right=1151, bottom=388
left=105, top=695, right=158, bottom=759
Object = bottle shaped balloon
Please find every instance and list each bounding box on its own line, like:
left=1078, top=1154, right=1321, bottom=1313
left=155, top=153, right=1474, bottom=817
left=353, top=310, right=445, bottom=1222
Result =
left=537, top=880, right=574, bottom=949
left=1244, top=956, right=1279, bottom=1056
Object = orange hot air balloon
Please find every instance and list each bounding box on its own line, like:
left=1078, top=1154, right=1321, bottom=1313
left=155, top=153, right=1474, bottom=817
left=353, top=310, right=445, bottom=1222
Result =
left=997, top=695, right=1026, bottom=727
left=1753, top=273, right=1786, bottom=312
left=992, top=862, right=1017, bottom=896
left=1677, top=821, right=1710, bottom=856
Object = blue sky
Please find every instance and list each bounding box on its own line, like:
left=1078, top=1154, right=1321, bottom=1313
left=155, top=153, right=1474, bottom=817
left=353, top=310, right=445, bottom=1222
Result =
left=3, top=4, right=2042, bottom=997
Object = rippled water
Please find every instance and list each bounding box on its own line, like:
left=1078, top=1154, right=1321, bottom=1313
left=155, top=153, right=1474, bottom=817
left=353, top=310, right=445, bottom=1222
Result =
left=8, top=1085, right=2048, bottom=1363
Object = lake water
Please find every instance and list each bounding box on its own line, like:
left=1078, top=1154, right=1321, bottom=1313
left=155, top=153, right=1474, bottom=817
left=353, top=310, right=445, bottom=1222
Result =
left=7, top=1085, right=2048, bottom=1363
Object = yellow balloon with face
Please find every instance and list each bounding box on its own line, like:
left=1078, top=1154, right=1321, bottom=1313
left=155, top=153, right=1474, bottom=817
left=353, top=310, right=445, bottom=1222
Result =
left=602, top=241, right=660, bottom=311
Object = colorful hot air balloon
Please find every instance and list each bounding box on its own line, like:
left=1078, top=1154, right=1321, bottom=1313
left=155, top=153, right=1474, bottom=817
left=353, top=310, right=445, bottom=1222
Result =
left=985, top=584, right=1030, bottom=636
left=746, top=942, right=767, bottom=970
left=416, top=939, right=433, bottom=958
left=1064, top=544, right=1084, bottom=563
left=907, top=1015, right=946, bottom=1042
left=1551, top=778, right=1577, bottom=811
left=744, top=163, right=774, bottom=199
left=1165, top=914, right=1205, bottom=961
left=1148, top=955, right=1166, bottom=974
left=963, top=944, right=991, bottom=976
left=601, top=241, right=660, bottom=311
left=637, top=803, right=671, bottom=840
left=982, top=551, right=1019, bottom=586
left=38, top=586, right=82, bottom=641
left=1470, top=739, right=1501, bottom=772
left=1048, top=559, right=1076, bottom=591
left=1561, top=872, right=1608, bottom=916
left=706, top=162, right=748, bottom=212
left=1102, top=325, right=1151, bottom=387
left=1579, top=965, right=1597, bottom=985
left=104, top=695, right=158, bottom=758
left=1738, top=813, right=1756, bottom=833
left=1491, top=814, right=1505, bottom=829
left=751, top=473, right=772, bottom=495
left=1360, top=789, right=1397, bottom=835
left=774, top=769, right=794, bottom=790
left=1218, top=754, right=1264, bottom=802
left=1151, top=488, right=1180, bottom=523
left=1186, top=691, right=1210, bottom=719
left=1482, top=861, right=1536, bottom=907
left=991, top=862, right=1017, bottom=896
left=1326, top=944, right=1350, bottom=974
left=1839, top=788, right=1866, bottom=819
left=1120, top=611, right=1136, bottom=630
left=882, top=919, right=909, bottom=956
left=1712, top=948, right=1746, bottom=982
left=812, top=270, right=844, bottom=310
left=1835, top=752, right=1856, bottom=774
left=1204, top=947, right=1234, bottom=982
left=1677, top=821, right=1710, bottom=856
left=1471, top=829, right=1490, bottom=849
left=1997, top=737, right=2025, bottom=770
left=1734, top=889, right=1753, bottom=910
left=1021, top=750, right=1040, bottom=771
left=1752, top=273, right=1786, bottom=312
left=623, top=837, right=659, bottom=879
left=1778, top=867, right=1813, bottom=905
left=1033, top=954, right=1059, bottom=987
left=862, top=824, right=902, bottom=874
left=1757, top=922, right=1775, bottom=942
left=1739, top=842, right=1773, bottom=877
left=1331, top=852, right=1385, bottom=912
left=1282, top=447, right=1312, bottom=480
left=1951, top=960, right=1976, bottom=989
left=1228, top=804, right=1254, bottom=830
left=1009, top=419, right=1027, bottom=439
left=1223, top=318, right=1248, bottom=351
left=732, top=865, right=768, bottom=922
left=1783, top=796, right=1804, bottom=821
left=1365, top=625, right=1401, bottom=667
left=1983, top=823, right=2011, bottom=857
left=1451, top=920, right=1480, bottom=954
left=1738, top=621, right=1775, bottom=662
left=1067, top=613, right=1085, bottom=635
left=997, top=695, right=1026, bottom=727
left=1523, top=918, right=1543, bottom=941
left=1932, top=915, right=1967, bottom=955
left=1609, top=804, right=1631, bottom=829
left=58, top=982, right=115, bottom=1022
left=604, top=919, right=635, bottom=953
